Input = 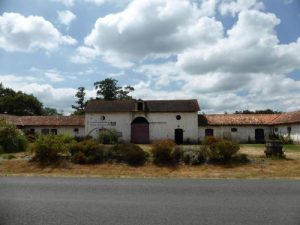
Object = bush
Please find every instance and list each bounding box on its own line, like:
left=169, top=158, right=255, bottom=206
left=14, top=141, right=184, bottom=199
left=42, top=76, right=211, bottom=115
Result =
left=70, top=139, right=106, bottom=164
left=33, top=134, right=68, bottom=164
left=182, top=148, right=207, bottom=165
left=208, top=139, right=240, bottom=162
left=151, top=140, right=181, bottom=165
left=108, top=143, right=148, bottom=166
left=0, top=119, right=28, bottom=153
left=279, top=135, right=293, bottom=145
left=2, top=153, right=15, bottom=160
left=98, top=129, right=120, bottom=144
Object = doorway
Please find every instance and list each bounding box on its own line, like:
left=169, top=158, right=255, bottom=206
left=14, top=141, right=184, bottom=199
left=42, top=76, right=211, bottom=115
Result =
left=131, top=117, right=149, bottom=144
left=174, top=128, right=183, bottom=144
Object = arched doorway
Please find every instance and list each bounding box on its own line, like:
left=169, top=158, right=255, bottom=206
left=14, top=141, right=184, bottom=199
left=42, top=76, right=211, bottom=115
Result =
left=131, top=117, right=149, bottom=144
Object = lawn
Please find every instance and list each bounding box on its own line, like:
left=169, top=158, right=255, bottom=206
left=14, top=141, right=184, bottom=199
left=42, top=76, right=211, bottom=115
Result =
left=0, top=144, right=299, bottom=179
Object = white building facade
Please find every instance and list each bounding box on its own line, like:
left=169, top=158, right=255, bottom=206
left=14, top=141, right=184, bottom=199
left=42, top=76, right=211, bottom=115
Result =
left=85, top=99, right=200, bottom=144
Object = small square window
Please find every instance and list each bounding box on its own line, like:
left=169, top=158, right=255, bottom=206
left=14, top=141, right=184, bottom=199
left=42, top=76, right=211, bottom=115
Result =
left=51, top=129, right=57, bottom=135
left=231, top=128, right=238, bottom=132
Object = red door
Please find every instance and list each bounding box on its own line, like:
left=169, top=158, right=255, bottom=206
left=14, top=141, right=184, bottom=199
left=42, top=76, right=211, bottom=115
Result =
left=131, top=117, right=149, bottom=144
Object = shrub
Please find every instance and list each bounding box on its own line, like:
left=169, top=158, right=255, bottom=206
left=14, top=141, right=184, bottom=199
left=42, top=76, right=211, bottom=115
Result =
left=33, top=134, right=68, bottom=164
left=0, top=119, right=28, bottom=153
left=208, top=139, right=240, bottom=162
left=151, top=140, right=181, bottom=165
left=70, top=139, right=106, bottom=164
left=182, top=148, right=207, bottom=165
left=109, top=143, right=148, bottom=166
left=279, top=135, right=293, bottom=145
left=98, top=129, right=120, bottom=144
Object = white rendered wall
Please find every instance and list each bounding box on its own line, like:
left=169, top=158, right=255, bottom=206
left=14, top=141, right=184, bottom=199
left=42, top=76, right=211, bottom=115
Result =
left=85, top=112, right=198, bottom=143
left=22, top=126, right=85, bottom=137
left=198, top=126, right=273, bottom=143
left=274, top=124, right=300, bottom=144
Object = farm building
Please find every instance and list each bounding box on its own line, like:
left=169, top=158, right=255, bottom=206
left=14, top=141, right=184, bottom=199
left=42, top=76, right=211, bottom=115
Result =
left=0, top=114, right=85, bottom=137
left=1, top=99, right=300, bottom=144
left=85, top=99, right=200, bottom=144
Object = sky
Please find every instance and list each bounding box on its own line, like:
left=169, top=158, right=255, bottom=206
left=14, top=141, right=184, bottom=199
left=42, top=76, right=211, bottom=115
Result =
left=0, top=0, right=300, bottom=114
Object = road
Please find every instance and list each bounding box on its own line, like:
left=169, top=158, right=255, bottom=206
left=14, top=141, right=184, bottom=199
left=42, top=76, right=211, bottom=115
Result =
left=0, top=177, right=299, bottom=225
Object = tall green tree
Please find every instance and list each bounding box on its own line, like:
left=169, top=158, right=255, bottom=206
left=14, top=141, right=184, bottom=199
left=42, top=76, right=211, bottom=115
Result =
left=72, top=87, right=86, bottom=115
left=94, top=78, right=134, bottom=100
left=0, top=83, right=44, bottom=115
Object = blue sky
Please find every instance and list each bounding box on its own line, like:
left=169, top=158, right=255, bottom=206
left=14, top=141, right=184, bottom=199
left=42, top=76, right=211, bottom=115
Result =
left=0, top=0, right=300, bottom=114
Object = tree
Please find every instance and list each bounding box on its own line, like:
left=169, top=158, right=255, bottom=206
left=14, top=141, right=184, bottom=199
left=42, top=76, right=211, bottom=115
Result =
left=94, top=78, right=134, bottom=100
left=72, top=87, right=86, bottom=115
left=0, top=88, right=44, bottom=116
left=0, top=83, right=59, bottom=116
left=235, top=109, right=281, bottom=114
left=42, top=107, right=62, bottom=116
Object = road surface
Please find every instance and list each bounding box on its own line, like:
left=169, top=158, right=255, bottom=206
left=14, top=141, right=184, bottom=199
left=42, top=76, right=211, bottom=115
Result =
left=0, top=177, right=299, bottom=225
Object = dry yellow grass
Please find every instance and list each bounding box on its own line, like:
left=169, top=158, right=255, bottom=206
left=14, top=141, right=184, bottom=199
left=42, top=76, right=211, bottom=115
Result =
left=0, top=146, right=299, bottom=179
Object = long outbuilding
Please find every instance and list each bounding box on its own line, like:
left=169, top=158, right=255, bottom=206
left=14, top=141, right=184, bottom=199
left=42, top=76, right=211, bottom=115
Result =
left=1, top=99, right=300, bottom=144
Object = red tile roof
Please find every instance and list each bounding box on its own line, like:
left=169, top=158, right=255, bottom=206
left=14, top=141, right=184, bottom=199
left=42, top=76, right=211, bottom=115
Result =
left=198, top=114, right=281, bottom=126
left=0, top=114, right=84, bottom=127
left=85, top=99, right=200, bottom=113
left=271, top=111, right=300, bottom=125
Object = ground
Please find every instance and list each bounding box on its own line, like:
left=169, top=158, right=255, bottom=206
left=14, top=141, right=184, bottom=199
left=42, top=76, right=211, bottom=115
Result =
left=0, top=144, right=299, bottom=179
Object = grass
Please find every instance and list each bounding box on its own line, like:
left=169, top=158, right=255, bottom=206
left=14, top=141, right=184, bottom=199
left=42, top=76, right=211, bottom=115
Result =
left=0, top=144, right=299, bottom=179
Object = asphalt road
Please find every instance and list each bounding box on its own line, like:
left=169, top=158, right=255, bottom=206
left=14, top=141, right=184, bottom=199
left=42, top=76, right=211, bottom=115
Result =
left=0, top=177, right=299, bottom=225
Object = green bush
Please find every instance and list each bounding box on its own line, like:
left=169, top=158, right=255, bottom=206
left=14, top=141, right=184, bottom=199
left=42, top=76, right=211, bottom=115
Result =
left=208, top=139, right=240, bottom=162
left=0, top=119, right=28, bottom=153
left=110, top=143, right=148, bottom=166
left=98, top=129, right=120, bottom=144
left=70, top=139, right=106, bottom=164
left=151, top=140, right=181, bottom=165
left=182, top=148, right=207, bottom=165
left=33, top=134, right=68, bottom=164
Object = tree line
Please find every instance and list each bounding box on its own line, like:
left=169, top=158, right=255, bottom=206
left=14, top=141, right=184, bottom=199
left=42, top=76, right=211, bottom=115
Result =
left=0, top=78, right=134, bottom=116
left=0, top=83, right=61, bottom=116
left=1, top=77, right=281, bottom=116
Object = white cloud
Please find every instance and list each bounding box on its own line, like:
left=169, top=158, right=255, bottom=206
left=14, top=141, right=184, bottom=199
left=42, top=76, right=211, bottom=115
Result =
left=80, top=0, right=223, bottom=67
left=57, top=10, right=76, bottom=26
left=178, top=10, right=300, bottom=75
left=0, top=74, right=96, bottom=114
left=70, top=46, right=99, bottom=64
left=0, top=12, right=77, bottom=52
left=52, top=0, right=75, bottom=7
left=219, top=0, right=264, bottom=16
left=45, top=71, right=65, bottom=82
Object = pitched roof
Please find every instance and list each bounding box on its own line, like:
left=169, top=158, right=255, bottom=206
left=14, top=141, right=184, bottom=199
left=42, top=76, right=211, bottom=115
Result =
left=0, top=114, right=23, bottom=126
left=198, top=114, right=281, bottom=126
left=0, top=114, right=84, bottom=127
left=271, top=111, right=300, bottom=125
left=85, top=99, right=200, bottom=113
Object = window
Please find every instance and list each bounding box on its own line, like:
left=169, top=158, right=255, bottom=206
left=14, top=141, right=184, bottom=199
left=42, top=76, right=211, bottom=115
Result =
left=231, top=128, right=238, bottom=132
left=274, top=127, right=278, bottom=132
left=205, top=129, right=214, bottom=137
left=41, top=129, right=49, bottom=135
left=51, top=129, right=58, bottom=135
left=100, top=115, right=105, bottom=120
left=30, top=128, right=35, bottom=133
left=287, top=127, right=292, bottom=136
left=176, top=115, right=181, bottom=120
left=137, top=102, right=143, bottom=111
left=74, top=128, right=79, bottom=132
